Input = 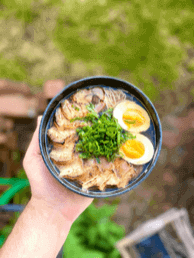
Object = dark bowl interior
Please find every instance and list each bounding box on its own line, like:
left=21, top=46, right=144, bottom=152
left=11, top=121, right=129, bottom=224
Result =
left=39, top=76, right=162, bottom=198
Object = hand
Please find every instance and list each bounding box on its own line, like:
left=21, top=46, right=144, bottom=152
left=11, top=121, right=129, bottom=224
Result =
left=23, top=116, right=93, bottom=223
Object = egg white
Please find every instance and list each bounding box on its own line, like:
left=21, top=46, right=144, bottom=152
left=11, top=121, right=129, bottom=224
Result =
left=113, top=100, right=150, bottom=133
left=120, top=134, right=154, bottom=165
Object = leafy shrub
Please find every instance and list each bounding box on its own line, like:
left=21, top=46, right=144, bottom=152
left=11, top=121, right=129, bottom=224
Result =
left=0, top=0, right=193, bottom=99
left=64, top=203, right=124, bottom=258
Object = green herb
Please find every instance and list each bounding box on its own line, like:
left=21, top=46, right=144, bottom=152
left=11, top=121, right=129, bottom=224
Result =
left=75, top=108, right=135, bottom=161
left=127, top=132, right=136, bottom=140
left=72, top=104, right=80, bottom=111
left=70, top=117, right=83, bottom=122
left=96, top=157, right=100, bottom=164
left=86, top=103, right=99, bottom=119
left=86, top=103, right=95, bottom=112
left=124, top=119, right=136, bottom=124
left=70, top=104, right=98, bottom=123
left=119, top=151, right=124, bottom=158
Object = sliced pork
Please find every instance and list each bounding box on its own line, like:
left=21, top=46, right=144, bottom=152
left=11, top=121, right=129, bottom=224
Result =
left=61, top=99, right=88, bottom=120
left=47, top=126, right=75, bottom=144
left=55, top=107, right=88, bottom=129
left=50, top=142, right=75, bottom=163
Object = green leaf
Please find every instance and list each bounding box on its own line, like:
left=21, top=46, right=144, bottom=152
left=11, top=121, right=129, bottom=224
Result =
left=64, top=232, right=85, bottom=258
left=109, top=248, right=121, bottom=258
left=0, top=235, right=6, bottom=247
left=64, top=203, right=124, bottom=256
left=1, top=225, right=13, bottom=236
left=95, top=238, right=111, bottom=251
left=97, top=221, right=110, bottom=237
left=107, top=221, right=125, bottom=236
left=81, top=250, right=105, bottom=258
left=88, top=204, right=117, bottom=220
left=64, top=230, right=105, bottom=258
left=87, top=226, right=99, bottom=246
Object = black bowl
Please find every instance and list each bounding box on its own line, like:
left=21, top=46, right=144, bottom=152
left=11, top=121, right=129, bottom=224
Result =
left=39, top=76, right=162, bottom=198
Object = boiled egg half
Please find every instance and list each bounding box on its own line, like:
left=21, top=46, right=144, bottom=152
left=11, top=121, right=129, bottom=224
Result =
left=120, top=134, right=154, bottom=165
left=113, top=100, right=150, bottom=133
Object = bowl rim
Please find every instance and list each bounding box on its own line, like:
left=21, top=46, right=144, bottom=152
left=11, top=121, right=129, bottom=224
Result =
left=39, top=76, right=162, bottom=198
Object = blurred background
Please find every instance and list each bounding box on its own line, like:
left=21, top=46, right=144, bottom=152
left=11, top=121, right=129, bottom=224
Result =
left=0, top=0, right=194, bottom=257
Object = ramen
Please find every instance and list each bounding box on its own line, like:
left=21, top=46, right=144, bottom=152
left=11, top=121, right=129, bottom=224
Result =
left=47, top=87, right=154, bottom=191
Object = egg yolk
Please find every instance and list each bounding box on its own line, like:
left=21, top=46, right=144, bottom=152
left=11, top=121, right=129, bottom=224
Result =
left=123, top=109, right=145, bottom=128
left=121, top=139, right=145, bottom=159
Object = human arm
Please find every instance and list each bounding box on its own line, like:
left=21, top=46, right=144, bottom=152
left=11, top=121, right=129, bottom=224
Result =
left=0, top=116, right=93, bottom=258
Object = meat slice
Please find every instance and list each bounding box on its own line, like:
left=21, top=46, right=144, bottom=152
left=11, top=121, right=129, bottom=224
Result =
left=55, top=106, right=67, bottom=127
left=113, top=158, right=136, bottom=188
left=65, top=133, right=79, bottom=144
left=81, top=170, right=113, bottom=190
left=61, top=99, right=88, bottom=120
left=47, top=126, right=75, bottom=143
left=91, top=87, right=105, bottom=101
left=81, top=175, right=98, bottom=190
left=83, top=158, right=98, bottom=168
left=133, top=165, right=143, bottom=177
left=58, top=154, right=84, bottom=177
left=72, top=88, right=105, bottom=105
left=80, top=157, right=115, bottom=190
left=78, top=157, right=136, bottom=190
left=55, top=107, right=88, bottom=129
left=95, top=171, right=114, bottom=191
left=106, top=173, right=120, bottom=186
left=78, top=160, right=101, bottom=188
left=72, top=89, right=93, bottom=104
left=96, top=157, right=115, bottom=172
left=74, top=159, right=97, bottom=185
left=50, top=142, right=75, bottom=163
left=94, top=102, right=106, bottom=113
left=76, top=171, right=91, bottom=184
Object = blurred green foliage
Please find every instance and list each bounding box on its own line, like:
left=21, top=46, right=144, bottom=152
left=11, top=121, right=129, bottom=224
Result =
left=0, top=212, right=20, bottom=247
left=64, top=203, right=124, bottom=258
left=0, top=169, right=30, bottom=247
left=0, top=0, right=193, bottom=100
left=12, top=169, right=31, bottom=205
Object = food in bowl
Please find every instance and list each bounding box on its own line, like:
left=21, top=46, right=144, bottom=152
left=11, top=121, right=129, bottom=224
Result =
left=47, top=87, right=154, bottom=191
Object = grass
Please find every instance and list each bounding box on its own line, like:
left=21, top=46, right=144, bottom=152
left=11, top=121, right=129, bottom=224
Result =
left=0, top=0, right=193, bottom=100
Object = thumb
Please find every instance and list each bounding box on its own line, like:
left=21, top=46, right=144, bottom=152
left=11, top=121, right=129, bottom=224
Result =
left=25, top=116, right=42, bottom=158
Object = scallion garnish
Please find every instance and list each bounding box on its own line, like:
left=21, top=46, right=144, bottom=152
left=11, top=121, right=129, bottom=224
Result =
left=74, top=107, right=135, bottom=161
left=124, top=119, right=136, bottom=124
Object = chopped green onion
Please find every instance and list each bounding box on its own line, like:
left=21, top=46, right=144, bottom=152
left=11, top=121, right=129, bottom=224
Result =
left=70, top=117, right=83, bottom=122
left=75, top=107, right=135, bottom=161
left=71, top=104, right=80, bottom=111
left=124, top=119, right=136, bottom=124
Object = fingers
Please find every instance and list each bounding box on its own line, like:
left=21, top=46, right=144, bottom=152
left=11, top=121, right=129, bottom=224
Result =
left=25, top=116, right=42, bottom=158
